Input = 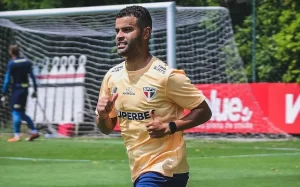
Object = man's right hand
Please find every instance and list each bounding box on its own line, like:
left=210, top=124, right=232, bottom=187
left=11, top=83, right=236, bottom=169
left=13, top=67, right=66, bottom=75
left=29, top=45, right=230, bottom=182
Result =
left=96, top=93, right=118, bottom=119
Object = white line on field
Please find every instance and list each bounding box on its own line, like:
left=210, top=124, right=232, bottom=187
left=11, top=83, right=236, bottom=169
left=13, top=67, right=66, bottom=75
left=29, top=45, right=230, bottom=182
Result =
left=39, top=138, right=124, bottom=144
left=218, top=146, right=300, bottom=151
left=186, top=145, right=300, bottom=151
left=189, top=152, right=300, bottom=159
left=1, top=152, right=299, bottom=163
left=0, top=156, right=91, bottom=162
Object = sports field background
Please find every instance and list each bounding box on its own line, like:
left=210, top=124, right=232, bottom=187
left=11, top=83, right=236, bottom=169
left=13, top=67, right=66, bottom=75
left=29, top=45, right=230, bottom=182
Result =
left=0, top=135, right=300, bottom=187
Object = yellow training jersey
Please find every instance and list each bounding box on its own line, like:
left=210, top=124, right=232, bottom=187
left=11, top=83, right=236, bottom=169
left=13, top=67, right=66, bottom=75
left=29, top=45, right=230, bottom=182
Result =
left=97, top=56, right=206, bottom=182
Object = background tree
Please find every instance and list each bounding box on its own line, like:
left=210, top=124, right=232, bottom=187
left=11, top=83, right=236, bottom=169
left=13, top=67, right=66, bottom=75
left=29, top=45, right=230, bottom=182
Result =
left=235, top=0, right=300, bottom=83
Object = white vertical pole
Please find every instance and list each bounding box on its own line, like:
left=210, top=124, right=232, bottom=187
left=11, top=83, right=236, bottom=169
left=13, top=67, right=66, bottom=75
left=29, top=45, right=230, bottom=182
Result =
left=166, top=2, right=176, bottom=68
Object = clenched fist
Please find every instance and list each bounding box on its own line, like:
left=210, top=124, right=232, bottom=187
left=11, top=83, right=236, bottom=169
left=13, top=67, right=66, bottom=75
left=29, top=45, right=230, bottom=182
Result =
left=96, top=93, right=118, bottom=119
left=146, top=110, right=171, bottom=138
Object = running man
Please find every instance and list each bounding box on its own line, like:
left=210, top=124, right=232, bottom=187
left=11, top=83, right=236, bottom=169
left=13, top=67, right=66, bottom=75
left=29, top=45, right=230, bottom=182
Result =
left=96, top=6, right=212, bottom=187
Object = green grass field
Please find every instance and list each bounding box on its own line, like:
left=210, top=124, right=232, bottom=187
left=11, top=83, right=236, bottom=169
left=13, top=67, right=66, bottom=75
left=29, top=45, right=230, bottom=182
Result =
left=0, top=135, right=300, bottom=187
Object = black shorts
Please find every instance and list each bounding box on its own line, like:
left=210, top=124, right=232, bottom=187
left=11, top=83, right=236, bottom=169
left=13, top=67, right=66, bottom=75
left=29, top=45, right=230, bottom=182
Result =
left=10, top=88, right=28, bottom=111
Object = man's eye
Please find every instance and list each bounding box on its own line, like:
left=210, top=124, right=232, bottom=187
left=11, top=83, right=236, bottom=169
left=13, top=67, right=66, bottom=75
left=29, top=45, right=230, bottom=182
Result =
left=123, top=28, right=132, bottom=33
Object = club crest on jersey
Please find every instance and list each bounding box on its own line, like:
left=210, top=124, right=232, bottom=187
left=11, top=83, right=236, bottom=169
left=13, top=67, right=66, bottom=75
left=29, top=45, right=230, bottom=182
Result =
left=143, top=87, right=156, bottom=100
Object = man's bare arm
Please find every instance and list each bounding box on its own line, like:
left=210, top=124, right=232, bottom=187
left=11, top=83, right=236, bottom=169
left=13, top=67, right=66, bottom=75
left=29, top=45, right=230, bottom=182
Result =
left=96, top=116, right=118, bottom=135
left=146, top=100, right=211, bottom=138
left=175, top=100, right=212, bottom=132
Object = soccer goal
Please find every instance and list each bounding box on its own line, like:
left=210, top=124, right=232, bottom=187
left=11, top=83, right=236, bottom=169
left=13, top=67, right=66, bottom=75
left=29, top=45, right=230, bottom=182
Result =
left=0, top=2, right=290, bottom=138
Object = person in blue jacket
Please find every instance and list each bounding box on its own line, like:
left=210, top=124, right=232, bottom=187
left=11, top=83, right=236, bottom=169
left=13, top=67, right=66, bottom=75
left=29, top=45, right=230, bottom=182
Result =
left=1, top=44, right=39, bottom=142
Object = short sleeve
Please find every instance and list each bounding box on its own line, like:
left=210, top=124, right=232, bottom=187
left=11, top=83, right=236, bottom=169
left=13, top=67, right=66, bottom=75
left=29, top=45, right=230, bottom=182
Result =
left=95, top=72, right=117, bottom=118
left=166, top=70, right=206, bottom=110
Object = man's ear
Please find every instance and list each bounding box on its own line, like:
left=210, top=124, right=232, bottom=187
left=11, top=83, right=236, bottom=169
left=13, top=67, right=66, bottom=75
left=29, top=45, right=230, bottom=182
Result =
left=143, top=26, right=152, bottom=40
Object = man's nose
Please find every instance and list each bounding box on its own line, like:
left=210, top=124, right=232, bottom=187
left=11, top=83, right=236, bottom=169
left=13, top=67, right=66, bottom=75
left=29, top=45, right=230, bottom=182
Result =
left=116, top=31, right=125, bottom=40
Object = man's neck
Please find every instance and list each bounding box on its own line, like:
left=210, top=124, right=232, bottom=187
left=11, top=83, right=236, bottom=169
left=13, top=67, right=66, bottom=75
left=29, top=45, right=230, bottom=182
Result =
left=125, top=52, right=152, bottom=71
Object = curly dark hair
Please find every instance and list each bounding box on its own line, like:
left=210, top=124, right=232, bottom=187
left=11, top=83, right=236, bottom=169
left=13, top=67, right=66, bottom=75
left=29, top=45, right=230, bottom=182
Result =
left=116, top=5, right=152, bottom=29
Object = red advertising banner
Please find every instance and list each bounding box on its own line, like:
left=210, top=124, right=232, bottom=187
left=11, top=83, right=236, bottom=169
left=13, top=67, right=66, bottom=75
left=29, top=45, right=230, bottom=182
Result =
left=114, top=83, right=300, bottom=134
left=184, top=83, right=300, bottom=134
left=268, top=83, right=300, bottom=134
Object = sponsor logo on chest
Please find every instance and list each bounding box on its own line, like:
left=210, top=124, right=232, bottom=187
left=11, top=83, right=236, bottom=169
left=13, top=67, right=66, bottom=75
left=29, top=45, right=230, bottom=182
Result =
left=117, top=110, right=151, bottom=120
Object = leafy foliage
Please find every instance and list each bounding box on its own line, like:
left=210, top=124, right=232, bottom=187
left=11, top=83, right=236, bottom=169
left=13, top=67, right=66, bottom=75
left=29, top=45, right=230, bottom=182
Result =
left=235, top=0, right=300, bottom=82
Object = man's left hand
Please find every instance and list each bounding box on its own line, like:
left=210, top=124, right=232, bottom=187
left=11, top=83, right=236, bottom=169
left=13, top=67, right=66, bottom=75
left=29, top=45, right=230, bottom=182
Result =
left=145, top=110, right=170, bottom=138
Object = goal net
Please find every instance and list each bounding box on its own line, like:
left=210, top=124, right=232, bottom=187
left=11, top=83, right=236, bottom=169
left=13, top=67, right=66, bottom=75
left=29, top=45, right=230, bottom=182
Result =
left=0, top=3, right=290, bottom=138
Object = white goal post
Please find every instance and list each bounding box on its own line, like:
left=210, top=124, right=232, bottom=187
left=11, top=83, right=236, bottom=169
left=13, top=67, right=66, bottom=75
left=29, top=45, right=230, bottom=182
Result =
left=0, top=2, right=177, bottom=68
left=0, top=2, right=289, bottom=138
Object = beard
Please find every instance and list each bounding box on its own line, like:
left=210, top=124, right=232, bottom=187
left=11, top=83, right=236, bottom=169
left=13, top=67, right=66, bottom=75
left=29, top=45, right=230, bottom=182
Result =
left=117, top=34, right=143, bottom=57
